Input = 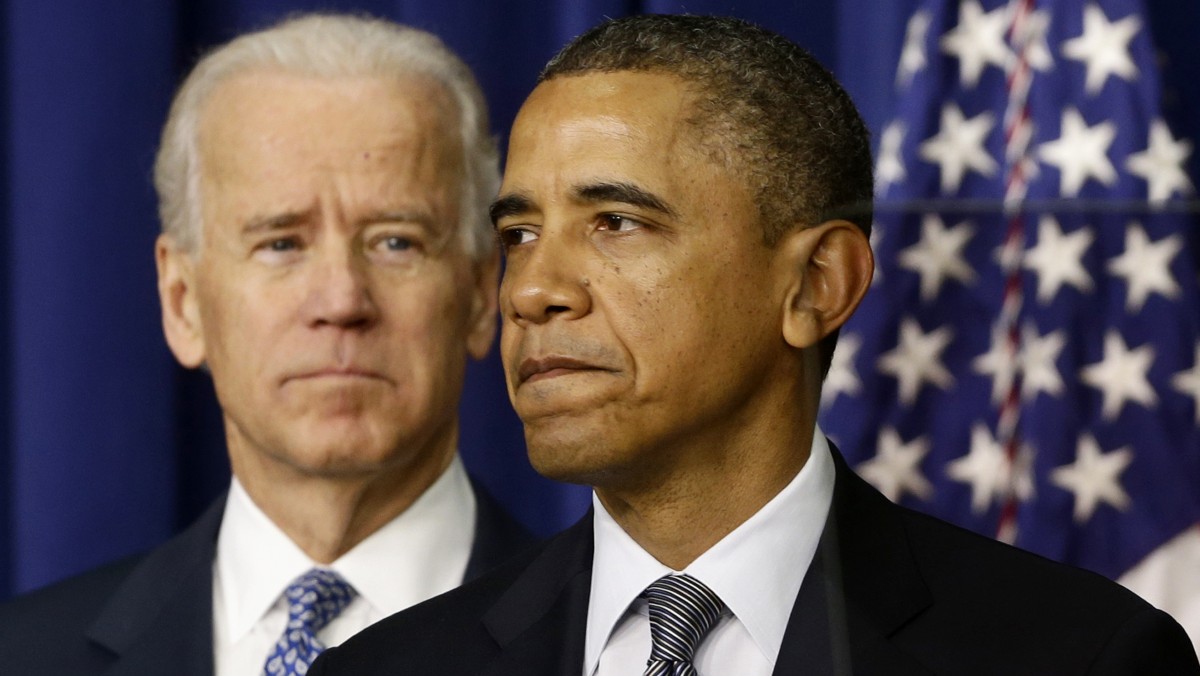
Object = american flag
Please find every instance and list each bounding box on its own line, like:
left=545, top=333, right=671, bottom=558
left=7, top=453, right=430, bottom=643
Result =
left=819, top=0, right=1200, bottom=651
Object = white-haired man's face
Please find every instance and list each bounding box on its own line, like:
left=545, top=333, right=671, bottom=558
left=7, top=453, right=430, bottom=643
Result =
left=157, top=70, right=496, bottom=483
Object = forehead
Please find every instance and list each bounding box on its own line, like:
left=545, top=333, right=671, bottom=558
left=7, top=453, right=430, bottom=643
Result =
left=504, top=71, right=721, bottom=190
left=520, top=70, right=692, bottom=130
left=197, top=69, right=461, bottom=186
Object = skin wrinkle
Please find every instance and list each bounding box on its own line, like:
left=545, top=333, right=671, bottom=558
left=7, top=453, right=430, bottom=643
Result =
left=157, top=70, right=497, bottom=562
left=192, top=67, right=467, bottom=252
left=496, top=71, right=856, bottom=568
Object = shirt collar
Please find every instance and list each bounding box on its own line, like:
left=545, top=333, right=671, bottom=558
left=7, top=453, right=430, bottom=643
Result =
left=214, top=454, right=476, bottom=642
left=584, top=430, right=835, bottom=672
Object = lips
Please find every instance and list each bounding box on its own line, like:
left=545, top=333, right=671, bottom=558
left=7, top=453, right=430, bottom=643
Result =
left=517, top=356, right=609, bottom=384
left=286, top=367, right=389, bottom=383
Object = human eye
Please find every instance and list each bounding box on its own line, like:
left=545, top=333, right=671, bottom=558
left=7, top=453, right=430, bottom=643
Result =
left=252, top=235, right=304, bottom=263
left=378, top=235, right=415, bottom=252
left=366, top=228, right=428, bottom=265
left=597, top=214, right=644, bottom=233
left=497, top=225, right=538, bottom=250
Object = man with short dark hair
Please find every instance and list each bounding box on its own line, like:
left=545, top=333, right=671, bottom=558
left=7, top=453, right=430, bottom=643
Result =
left=0, top=14, right=533, bottom=675
left=312, top=14, right=1199, bottom=674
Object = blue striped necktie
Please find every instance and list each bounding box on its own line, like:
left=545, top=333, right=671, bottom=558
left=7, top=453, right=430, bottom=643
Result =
left=643, top=574, right=726, bottom=676
left=262, top=568, right=358, bottom=676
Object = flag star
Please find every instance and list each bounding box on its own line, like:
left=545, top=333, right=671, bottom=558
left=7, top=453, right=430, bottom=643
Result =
left=869, top=224, right=885, bottom=286
left=1171, top=343, right=1200, bottom=425
left=1080, top=330, right=1157, bottom=420
left=939, top=0, right=1012, bottom=88
left=876, top=121, right=907, bottom=195
left=919, top=103, right=998, bottom=194
left=877, top=317, right=955, bottom=405
left=994, top=227, right=1027, bottom=273
left=857, top=428, right=933, bottom=502
left=898, top=215, right=977, bottom=301
left=1107, top=223, right=1182, bottom=313
left=822, top=333, right=862, bottom=407
left=972, top=323, right=1018, bottom=405
left=1037, top=108, right=1117, bottom=197
left=1012, top=8, right=1054, bottom=72
left=946, top=424, right=1035, bottom=514
left=947, top=424, right=1008, bottom=513
left=1061, top=4, right=1141, bottom=95
left=1021, top=323, right=1066, bottom=401
left=897, top=10, right=932, bottom=89
left=1023, top=217, right=1095, bottom=304
left=1050, top=434, right=1133, bottom=523
left=1126, top=119, right=1194, bottom=204
left=971, top=321, right=1066, bottom=404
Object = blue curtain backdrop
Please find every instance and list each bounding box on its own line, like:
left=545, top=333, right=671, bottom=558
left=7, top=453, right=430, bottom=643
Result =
left=1, top=0, right=1197, bottom=601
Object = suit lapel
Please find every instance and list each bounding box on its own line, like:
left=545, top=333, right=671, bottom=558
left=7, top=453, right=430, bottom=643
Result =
left=775, top=521, right=852, bottom=675
left=776, top=447, right=934, bottom=675
left=479, top=513, right=594, bottom=676
left=88, top=498, right=224, bottom=676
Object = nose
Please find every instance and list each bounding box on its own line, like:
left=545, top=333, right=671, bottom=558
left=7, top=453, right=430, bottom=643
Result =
left=304, top=247, right=378, bottom=330
left=502, top=235, right=591, bottom=325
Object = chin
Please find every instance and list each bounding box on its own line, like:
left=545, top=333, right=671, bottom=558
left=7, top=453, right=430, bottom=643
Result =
left=281, top=447, right=391, bottom=479
left=524, top=424, right=628, bottom=486
left=274, top=426, right=393, bottom=474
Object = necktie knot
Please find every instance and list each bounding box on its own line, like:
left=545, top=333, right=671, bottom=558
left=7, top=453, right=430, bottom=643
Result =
left=643, top=574, right=726, bottom=676
left=264, top=568, right=358, bottom=676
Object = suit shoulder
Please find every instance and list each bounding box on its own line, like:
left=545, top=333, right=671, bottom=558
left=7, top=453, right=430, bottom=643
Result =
left=0, top=552, right=142, bottom=631
left=0, top=552, right=144, bottom=668
left=0, top=498, right=224, bottom=673
left=898, top=504, right=1145, bottom=607
left=891, top=507, right=1198, bottom=670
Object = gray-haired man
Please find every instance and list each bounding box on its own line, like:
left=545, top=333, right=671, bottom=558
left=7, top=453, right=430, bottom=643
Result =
left=0, top=14, right=532, bottom=675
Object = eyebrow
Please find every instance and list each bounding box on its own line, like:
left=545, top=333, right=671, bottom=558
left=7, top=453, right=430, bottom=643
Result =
left=489, top=193, right=534, bottom=227
left=361, top=209, right=435, bottom=227
left=241, top=209, right=434, bottom=235
left=489, top=181, right=679, bottom=228
left=241, top=212, right=306, bottom=235
left=574, top=181, right=678, bottom=219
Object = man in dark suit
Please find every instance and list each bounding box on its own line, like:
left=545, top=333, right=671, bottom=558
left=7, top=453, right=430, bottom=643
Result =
left=0, top=13, right=533, bottom=675
left=311, top=14, right=1199, bottom=675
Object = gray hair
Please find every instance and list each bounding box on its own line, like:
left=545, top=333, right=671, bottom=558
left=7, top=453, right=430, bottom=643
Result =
left=154, top=13, right=499, bottom=259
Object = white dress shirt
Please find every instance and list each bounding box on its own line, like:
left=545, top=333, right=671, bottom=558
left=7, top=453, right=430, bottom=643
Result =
left=212, top=454, right=476, bottom=676
left=584, top=430, right=835, bottom=676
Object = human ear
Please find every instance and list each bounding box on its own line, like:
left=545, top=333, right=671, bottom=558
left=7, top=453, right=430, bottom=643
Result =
left=465, top=246, right=500, bottom=361
left=779, top=220, right=874, bottom=350
left=156, top=234, right=207, bottom=368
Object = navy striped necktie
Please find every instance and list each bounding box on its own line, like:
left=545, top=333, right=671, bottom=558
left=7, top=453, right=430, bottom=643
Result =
left=643, top=574, right=726, bottom=676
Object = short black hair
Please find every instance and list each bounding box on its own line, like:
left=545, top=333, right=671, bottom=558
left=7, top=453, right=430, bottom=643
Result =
left=541, top=14, right=873, bottom=376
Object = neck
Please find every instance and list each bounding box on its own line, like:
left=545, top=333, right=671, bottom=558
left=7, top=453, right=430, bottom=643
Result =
left=596, top=354, right=824, bottom=570
left=598, top=410, right=817, bottom=571
left=228, top=427, right=457, bottom=564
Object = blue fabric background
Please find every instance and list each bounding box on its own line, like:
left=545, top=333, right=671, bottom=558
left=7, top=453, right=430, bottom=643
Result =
left=1, top=0, right=1196, bottom=600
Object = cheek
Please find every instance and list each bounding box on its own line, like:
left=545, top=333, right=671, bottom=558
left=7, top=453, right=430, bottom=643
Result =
left=601, top=272, right=699, bottom=395
left=499, top=320, right=520, bottom=366
left=382, top=277, right=474, bottom=360
left=622, top=263, right=766, bottom=386
left=196, top=277, right=263, bottom=359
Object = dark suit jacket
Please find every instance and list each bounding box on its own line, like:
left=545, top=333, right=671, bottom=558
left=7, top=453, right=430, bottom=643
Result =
left=0, top=478, right=535, bottom=675
left=311, top=449, right=1200, bottom=675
